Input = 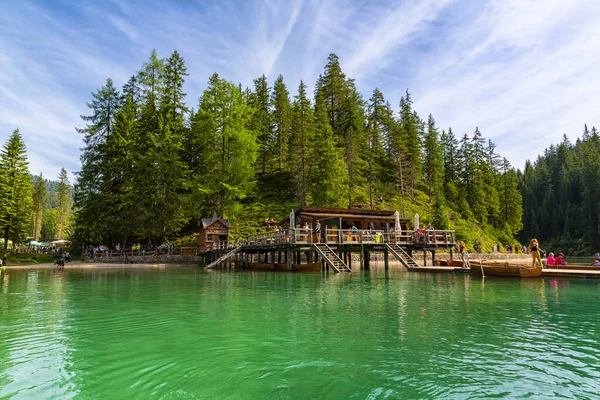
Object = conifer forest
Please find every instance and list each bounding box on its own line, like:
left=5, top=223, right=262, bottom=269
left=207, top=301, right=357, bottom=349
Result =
left=2, top=50, right=600, bottom=254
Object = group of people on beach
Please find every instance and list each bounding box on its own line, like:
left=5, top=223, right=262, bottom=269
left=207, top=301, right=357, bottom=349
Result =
left=458, top=238, right=574, bottom=268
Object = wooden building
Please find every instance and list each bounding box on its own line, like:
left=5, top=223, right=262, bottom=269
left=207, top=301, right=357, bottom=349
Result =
left=280, top=206, right=410, bottom=242
left=197, top=212, right=230, bottom=251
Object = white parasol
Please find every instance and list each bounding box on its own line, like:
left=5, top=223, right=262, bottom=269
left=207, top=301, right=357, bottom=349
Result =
left=414, top=213, right=420, bottom=231
left=394, top=211, right=401, bottom=232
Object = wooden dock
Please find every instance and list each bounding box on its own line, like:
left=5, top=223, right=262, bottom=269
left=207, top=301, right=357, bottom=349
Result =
left=202, top=228, right=457, bottom=273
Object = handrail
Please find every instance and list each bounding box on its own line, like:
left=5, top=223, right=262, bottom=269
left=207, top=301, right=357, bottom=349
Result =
left=92, top=228, right=456, bottom=260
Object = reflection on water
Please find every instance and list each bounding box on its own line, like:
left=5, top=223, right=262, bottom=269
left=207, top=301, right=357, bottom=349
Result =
left=0, top=265, right=599, bottom=398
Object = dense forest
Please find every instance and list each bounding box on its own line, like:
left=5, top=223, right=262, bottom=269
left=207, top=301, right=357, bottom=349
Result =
left=0, top=129, right=73, bottom=248
left=4, top=51, right=599, bottom=254
left=72, top=50, right=524, bottom=251
left=519, top=126, right=600, bottom=254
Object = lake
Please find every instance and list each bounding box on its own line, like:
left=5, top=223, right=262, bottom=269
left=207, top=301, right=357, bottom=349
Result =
left=1, top=265, right=599, bottom=399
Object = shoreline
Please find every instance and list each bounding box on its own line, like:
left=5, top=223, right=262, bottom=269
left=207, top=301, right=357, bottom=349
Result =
left=1, top=261, right=189, bottom=270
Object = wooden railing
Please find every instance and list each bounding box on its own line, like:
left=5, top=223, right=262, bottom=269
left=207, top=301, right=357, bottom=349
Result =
left=88, top=229, right=456, bottom=261
left=233, top=228, right=455, bottom=247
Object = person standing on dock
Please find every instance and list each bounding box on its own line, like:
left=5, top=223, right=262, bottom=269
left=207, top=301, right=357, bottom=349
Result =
left=314, top=220, right=321, bottom=243
left=528, top=239, right=543, bottom=267
left=459, top=241, right=469, bottom=268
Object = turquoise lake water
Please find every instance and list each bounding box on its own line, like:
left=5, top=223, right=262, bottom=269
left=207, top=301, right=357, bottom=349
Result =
left=1, top=265, right=599, bottom=399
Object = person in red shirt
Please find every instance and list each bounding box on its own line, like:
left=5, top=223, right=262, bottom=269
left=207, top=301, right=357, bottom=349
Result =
left=554, top=252, right=567, bottom=266
left=546, top=252, right=555, bottom=268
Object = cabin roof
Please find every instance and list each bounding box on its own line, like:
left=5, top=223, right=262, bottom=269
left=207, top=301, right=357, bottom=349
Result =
left=200, top=213, right=230, bottom=230
left=294, top=206, right=408, bottom=220
left=278, top=206, right=409, bottom=226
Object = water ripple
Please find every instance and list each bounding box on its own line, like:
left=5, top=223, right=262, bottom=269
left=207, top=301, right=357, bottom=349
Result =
left=1, top=267, right=600, bottom=398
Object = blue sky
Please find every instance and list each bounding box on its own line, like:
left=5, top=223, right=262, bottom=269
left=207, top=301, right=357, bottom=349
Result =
left=1, top=0, right=598, bottom=181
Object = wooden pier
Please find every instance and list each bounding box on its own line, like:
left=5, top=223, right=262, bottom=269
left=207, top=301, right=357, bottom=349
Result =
left=203, top=207, right=456, bottom=273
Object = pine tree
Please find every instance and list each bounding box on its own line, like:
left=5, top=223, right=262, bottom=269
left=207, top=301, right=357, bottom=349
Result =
left=310, top=87, right=349, bottom=207
left=440, top=128, right=459, bottom=205
left=320, top=53, right=347, bottom=140
left=423, top=114, right=444, bottom=199
left=398, top=90, right=422, bottom=196
left=54, top=168, right=72, bottom=240
left=289, top=81, right=314, bottom=206
left=251, top=74, right=273, bottom=174
left=0, top=130, right=33, bottom=248
left=342, top=83, right=366, bottom=207
left=499, top=157, right=523, bottom=236
left=31, top=173, right=46, bottom=241
left=74, top=78, right=120, bottom=244
left=191, top=73, right=257, bottom=217
left=271, top=74, right=291, bottom=171
left=366, top=88, right=391, bottom=207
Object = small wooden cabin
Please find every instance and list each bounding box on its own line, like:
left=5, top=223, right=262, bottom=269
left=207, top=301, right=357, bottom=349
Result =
left=197, top=212, right=230, bottom=251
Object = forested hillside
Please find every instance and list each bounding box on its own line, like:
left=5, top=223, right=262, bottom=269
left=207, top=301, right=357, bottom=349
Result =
left=519, top=126, right=600, bottom=254
left=73, top=50, right=523, bottom=250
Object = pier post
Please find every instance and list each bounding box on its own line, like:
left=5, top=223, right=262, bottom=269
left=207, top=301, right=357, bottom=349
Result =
left=431, top=250, right=436, bottom=266
left=286, top=250, right=292, bottom=270
left=271, top=250, right=275, bottom=270
left=360, top=247, right=364, bottom=270
left=364, top=249, right=371, bottom=270
left=384, top=249, right=389, bottom=270
left=423, top=250, right=427, bottom=266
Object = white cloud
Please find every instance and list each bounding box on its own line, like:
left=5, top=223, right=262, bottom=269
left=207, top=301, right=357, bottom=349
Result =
left=1, top=0, right=598, bottom=177
left=412, top=0, right=600, bottom=169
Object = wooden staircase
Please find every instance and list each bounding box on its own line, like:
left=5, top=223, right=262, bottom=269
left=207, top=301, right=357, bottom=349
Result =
left=313, top=244, right=351, bottom=273
left=204, top=247, right=241, bottom=270
left=385, top=244, right=419, bottom=271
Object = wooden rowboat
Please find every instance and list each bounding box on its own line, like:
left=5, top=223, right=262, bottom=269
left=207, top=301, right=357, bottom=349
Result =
left=545, top=264, right=600, bottom=271
left=470, top=261, right=542, bottom=278
left=437, top=259, right=467, bottom=267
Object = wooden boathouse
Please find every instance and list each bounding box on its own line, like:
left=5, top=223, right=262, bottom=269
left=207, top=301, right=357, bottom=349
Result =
left=202, top=207, right=456, bottom=273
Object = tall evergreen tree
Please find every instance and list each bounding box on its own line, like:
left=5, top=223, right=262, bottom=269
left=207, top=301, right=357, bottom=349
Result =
left=250, top=74, right=273, bottom=174
left=271, top=74, right=291, bottom=171
left=190, top=73, right=258, bottom=217
left=440, top=128, right=459, bottom=205
left=366, top=88, right=391, bottom=207
left=74, top=78, right=120, bottom=244
left=423, top=114, right=444, bottom=198
left=398, top=90, right=422, bottom=196
left=54, top=168, right=72, bottom=240
left=310, top=87, right=349, bottom=207
left=0, top=130, right=33, bottom=249
left=31, top=173, right=46, bottom=241
left=289, top=81, right=314, bottom=206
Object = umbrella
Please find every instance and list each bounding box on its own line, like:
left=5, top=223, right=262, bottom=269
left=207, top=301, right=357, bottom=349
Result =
left=414, top=213, right=420, bottom=231
left=28, top=240, right=44, bottom=247
left=394, top=211, right=401, bottom=232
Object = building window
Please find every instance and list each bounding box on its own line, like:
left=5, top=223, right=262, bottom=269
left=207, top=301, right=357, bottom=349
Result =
left=207, top=234, right=213, bottom=241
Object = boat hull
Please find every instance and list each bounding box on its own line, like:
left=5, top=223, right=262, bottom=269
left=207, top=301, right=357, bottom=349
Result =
left=545, top=264, right=600, bottom=271
left=437, top=259, right=466, bottom=267
left=470, top=262, right=542, bottom=277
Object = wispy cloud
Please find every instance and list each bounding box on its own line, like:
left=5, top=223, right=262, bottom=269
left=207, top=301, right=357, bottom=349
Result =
left=0, top=0, right=598, bottom=179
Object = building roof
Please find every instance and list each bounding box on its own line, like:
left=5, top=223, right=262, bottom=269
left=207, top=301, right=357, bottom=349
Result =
left=294, top=206, right=406, bottom=218
left=278, top=206, right=409, bottom=226
left=201, top=212, right=230, bottom=230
